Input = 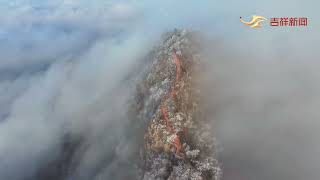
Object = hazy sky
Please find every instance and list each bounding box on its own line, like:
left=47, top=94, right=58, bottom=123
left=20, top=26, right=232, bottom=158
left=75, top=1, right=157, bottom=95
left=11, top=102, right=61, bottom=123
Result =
left=1, top=0, right=319, bottom=71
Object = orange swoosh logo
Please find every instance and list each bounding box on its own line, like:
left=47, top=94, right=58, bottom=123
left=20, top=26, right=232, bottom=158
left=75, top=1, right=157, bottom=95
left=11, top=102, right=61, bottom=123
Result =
left=240, top=15, right=267, bottom=29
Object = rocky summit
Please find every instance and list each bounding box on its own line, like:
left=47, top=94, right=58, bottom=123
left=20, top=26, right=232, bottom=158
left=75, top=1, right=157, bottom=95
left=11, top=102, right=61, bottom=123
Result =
left=129, top=29, right=221, bottom=180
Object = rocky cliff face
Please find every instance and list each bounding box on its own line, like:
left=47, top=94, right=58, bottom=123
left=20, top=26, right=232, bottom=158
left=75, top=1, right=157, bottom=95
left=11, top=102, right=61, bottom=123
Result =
left=130, top=29, right=221, bottom=180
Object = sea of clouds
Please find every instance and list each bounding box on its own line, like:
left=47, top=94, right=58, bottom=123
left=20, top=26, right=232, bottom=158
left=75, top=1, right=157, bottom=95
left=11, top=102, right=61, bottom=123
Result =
left=0, top=0, right=319, bottom=180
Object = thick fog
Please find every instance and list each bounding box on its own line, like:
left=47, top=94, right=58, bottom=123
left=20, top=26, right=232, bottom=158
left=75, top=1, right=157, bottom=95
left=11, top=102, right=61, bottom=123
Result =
left=0, top=0, right=319, bottom=180
left=199, top=35, right=320, bottom=180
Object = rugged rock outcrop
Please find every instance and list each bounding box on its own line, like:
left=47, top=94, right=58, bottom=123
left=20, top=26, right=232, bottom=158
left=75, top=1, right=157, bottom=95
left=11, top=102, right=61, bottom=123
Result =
left=131, top=29, right=221, bottom=180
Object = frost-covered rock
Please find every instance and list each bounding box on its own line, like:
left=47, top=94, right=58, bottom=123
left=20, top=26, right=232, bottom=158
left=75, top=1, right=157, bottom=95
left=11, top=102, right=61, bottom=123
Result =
left=132, top=29, right=221, bottom=180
